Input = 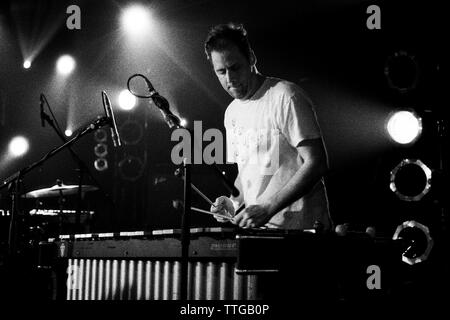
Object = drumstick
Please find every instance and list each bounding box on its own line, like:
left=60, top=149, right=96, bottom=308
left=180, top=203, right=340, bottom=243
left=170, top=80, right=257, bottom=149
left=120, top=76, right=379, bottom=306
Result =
left=235, top=203, right=245, bottom=215
left=191, top=207, right=233, bottom=221
left=191, top=183, right=216, bottom=207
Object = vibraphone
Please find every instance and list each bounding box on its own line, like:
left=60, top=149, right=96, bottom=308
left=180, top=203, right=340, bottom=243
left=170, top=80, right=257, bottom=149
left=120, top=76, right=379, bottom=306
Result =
left=41, top=227, right=298, bottom=300
left=33, top=224, right=434, bottom=302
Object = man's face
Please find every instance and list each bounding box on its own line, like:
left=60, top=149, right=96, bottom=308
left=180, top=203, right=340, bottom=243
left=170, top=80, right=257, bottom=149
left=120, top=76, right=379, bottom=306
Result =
left=210, top=44, right=254, bottom=100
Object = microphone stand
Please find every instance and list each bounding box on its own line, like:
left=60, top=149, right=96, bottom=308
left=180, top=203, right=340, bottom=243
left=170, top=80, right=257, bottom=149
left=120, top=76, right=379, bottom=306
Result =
left=181, top=158, right=191, bottom=301
left=40, top=99, right=115, bottom=233
left=128, top=74, right=240, bottom=300
left=158, top=110, right=242, bottom=300
left=154, top=110, right=191, bottom=300
left=0, top=116, right=110, bottom=264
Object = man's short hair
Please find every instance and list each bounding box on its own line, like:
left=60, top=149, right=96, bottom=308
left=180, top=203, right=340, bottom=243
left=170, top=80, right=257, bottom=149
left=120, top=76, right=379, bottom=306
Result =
left=204, top=22, right=252, bottom=62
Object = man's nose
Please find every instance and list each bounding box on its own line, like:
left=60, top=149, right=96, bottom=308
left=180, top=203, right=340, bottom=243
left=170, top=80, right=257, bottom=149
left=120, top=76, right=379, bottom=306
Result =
left=225, top=70, right=236, bottom=84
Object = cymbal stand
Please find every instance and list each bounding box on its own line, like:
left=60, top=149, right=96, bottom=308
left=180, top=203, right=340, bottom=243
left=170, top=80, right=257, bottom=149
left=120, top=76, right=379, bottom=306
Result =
left=0, top=116, right=110, bottom=263
left=57, top=184, right=65, bottom=235
left=40, top=95, right=115, bottom=233
left=7, top=171, right=23, bottom=259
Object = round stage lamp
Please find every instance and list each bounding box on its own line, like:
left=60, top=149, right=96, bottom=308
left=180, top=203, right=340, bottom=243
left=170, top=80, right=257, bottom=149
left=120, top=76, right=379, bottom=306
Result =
left=23, top=60, right=31, bottom=69
left=94, top=128, right=108, bottom=143
left=56, top=55, right=76, bottom=75
left=119, top=120, right=143, bottom=145
left=390, top=159, right=432, bottom=202
left=384, top=50, right=420, bottom=94
left=386, top=110, right=422, bottom=145
left=118, top=155, right=145, bottom=181
left=94, top=143, right=108, bottom=158
left=121, top=5, right=152, bottom=37
left=9, top=136, right=29, bottom=157
left=118, top=90, right=137, bottom=111
left=94, top=158, right=108, bottom=172
left=393, top=220, right=433, bottom=265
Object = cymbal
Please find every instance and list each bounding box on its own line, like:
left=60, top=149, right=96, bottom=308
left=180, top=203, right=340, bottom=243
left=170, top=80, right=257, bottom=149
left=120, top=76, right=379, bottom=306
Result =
left=23, top=184, right=99, bottom=198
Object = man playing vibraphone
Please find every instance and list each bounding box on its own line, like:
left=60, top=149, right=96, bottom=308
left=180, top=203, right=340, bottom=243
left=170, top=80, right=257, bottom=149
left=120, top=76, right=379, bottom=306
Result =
left=205, top=23, right=332, bottom=231
left=204, top=24, right=336, bottom=301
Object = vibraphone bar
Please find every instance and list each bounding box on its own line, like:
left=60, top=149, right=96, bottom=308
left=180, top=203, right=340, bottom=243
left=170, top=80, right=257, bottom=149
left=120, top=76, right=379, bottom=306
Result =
left=42, top=227, right=267, bottom=300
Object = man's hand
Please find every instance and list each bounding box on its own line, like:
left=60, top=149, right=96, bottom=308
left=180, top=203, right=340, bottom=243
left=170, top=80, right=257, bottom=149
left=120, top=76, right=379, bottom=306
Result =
left=210, top=196, right=235, bottom=223
left=233, top=203, right=273, bottom=228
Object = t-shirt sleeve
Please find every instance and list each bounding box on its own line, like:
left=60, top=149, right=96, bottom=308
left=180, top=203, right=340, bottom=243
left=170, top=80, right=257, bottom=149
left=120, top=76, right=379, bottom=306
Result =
left=276, top=89, right=322, bottom=147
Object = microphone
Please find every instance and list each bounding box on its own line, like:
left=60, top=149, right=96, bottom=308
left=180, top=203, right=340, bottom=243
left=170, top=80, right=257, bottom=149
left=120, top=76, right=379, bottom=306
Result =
left=102, top=91, right=121, bottom=147
left=141, top=76, right=239, bottom=197
left=143, top=78, right=180, bottom=128
left=40, top=94, right=45, bottom=127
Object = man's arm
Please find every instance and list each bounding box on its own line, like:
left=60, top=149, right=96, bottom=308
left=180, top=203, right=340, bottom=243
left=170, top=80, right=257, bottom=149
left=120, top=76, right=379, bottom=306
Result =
left=233, top=137, right=328, bottom=228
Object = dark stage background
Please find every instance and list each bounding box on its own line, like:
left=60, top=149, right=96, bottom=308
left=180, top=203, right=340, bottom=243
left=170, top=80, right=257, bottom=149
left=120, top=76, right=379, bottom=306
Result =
left=1, top=0, right=446, bottom=231
left=0, top=0, right=448, bottom=301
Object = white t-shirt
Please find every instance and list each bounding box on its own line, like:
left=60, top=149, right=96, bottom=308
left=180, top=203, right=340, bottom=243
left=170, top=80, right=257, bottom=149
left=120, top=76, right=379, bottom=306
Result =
left=224, top=77, right=331, bottom=230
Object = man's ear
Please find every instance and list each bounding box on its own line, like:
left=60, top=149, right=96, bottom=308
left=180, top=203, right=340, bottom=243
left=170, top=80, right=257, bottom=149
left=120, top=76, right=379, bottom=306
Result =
left=249, top=49, right=257, bottom=66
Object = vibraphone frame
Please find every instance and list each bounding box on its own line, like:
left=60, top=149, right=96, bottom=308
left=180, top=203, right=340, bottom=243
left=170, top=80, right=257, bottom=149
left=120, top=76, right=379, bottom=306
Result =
left=42, top=228, right=263, bottom=300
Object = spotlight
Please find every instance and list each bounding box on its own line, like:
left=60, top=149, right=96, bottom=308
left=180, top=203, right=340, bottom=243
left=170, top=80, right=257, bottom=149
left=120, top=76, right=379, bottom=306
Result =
left=390, top=159, right=432, bottom=201
left=385, top=51, right=420, bottom=94
left=122, top=5, right=152, bottom=37
left=94, top=128, right=108, bottom=143
left=94, top=158, right=109, bottom=172
left=65, top=129, right=73, bottom=137
left=118, top=155, right=145, bottom=181
left=23, top=60, right=31, bottom=69
left=393, top=220, right=433, bottom=265
left=56, top=54, right=76, bottom=75
left=118, top=90, right=137, bottom=111
left=93, top=128, right=109, bottom=171
left=94, top=143, right=108, bottom=158
left=9, top=136, right=29, bottom=157
left=119, top=120, right=143, bottom=145
left=386, top=110, right=422, bottom=145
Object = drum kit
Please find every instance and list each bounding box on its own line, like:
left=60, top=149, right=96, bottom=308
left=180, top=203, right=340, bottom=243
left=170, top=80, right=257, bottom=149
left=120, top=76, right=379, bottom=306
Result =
left=21, top=180, right=99, bottom=237
left=22, top=182, right=98, bottom=199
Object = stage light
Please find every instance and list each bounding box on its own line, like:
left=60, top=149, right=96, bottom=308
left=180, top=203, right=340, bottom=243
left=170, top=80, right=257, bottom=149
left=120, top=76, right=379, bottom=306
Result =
left=119, top=120, right=143, bottom=145
left=65, top=129, right=73, bottom=137
left=386, top=110, right=422, bottom=145
left=94, top=128, right=108, bottom=143
left=118, top=155, right=145, bottom=181
left=118, top=90, right=137, bottom=110
left=390, top=158, right=432, bottom=202
left=385, top=51, right=420, bottom=94
left=392, top=220, right=433, bottom=265
left=56, top=54, right=76, bottom=75
left=8, top=136, right=29, bottom=157
left=94, top=143, right=108, bottom=158
left=94, top=158, right=108, bottom=172
left=122, top=5, right=152, bottom=37
left=23, top=60, right=31, bottom=69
